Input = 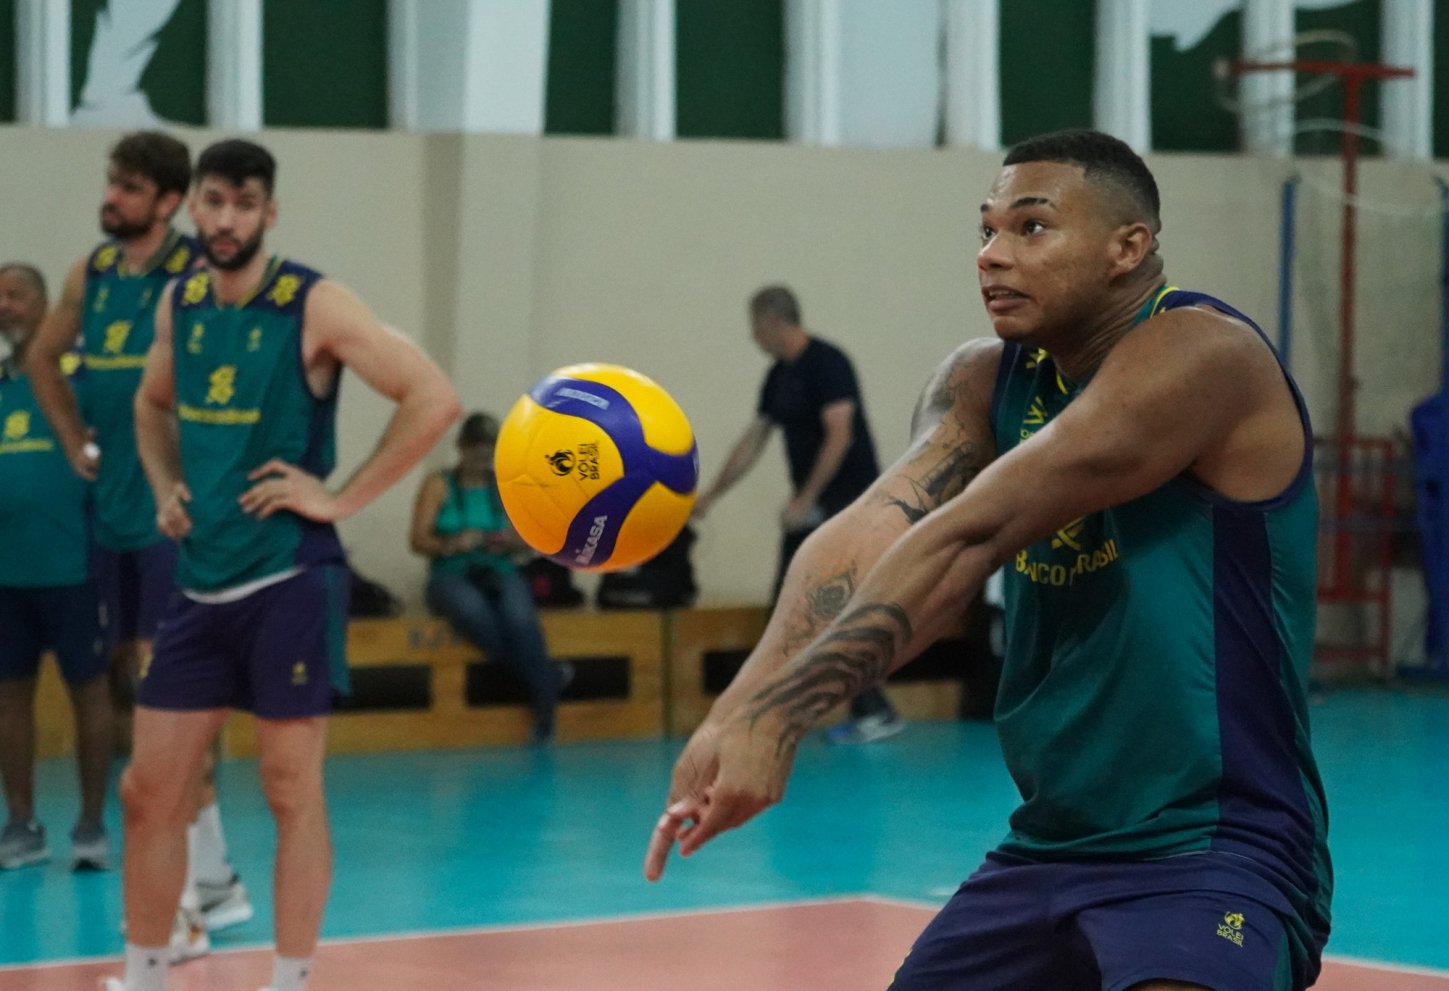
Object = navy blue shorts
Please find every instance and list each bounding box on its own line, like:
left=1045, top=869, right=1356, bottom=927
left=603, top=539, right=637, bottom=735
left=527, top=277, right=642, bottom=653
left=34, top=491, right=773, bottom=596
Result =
left=0, top=584, right=108, bottom=685
left=889, top=851, right=1323, bottom=991
left=138, top=566, right=351, bottom=718
left=95, top=539, right=178, bottom=645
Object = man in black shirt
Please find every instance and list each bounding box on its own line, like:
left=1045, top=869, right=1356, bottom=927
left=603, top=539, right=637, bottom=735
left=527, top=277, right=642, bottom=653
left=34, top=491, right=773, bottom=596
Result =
left=693, top=286, right=903, bottom=743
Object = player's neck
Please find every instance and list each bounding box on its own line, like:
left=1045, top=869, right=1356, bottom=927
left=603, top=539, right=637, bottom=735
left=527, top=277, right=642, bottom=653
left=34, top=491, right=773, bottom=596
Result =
left=1052, top=282, right=1161, bottom=383
left=208, top=253, right=273, bottom=305
left=778, top=328, right=810, bottom=363
left=119, top=225, right=173, bottom=272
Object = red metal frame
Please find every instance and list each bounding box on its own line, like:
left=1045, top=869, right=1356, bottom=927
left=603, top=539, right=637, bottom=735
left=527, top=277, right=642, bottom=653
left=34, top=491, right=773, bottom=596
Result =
left=1230, top=59, right=1412, bottom=583
left=1230, top=58, right=1413, bottom=674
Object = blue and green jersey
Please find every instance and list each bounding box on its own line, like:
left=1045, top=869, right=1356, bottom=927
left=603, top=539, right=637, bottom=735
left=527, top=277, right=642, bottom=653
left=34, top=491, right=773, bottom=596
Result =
left=81, top=230, right=198, bottom=550
left=987, top=287, right=1331, bottom=937
left=0, top=353, right=91, bottom=586
left=170, top=258, right=345, bottom=592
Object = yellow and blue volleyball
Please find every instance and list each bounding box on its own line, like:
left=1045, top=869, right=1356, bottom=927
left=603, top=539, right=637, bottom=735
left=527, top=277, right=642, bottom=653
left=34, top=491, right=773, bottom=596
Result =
left=494, top=363, right=698, bottom=572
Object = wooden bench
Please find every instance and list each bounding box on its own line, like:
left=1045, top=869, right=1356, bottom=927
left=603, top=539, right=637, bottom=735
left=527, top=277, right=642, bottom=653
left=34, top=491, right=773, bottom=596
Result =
left=221, top=610, right=666, bottom=756
left=32, top=605, right=986, bottom=759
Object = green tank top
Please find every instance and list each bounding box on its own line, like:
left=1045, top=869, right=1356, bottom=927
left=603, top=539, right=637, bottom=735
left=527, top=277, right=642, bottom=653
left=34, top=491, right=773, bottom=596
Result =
left=80, top=230, right=199, bottom=550
left=169, top=258, right=345, bottom=592
left=429, top=470, right=517, bottom=576
left=988, top=288, right=1330, bottom=934
left=0, top=354, right=90, bottom=586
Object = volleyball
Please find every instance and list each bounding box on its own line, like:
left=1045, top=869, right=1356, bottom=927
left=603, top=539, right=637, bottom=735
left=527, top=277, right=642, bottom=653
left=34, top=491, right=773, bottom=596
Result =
left=494, top=363, right=698, bottom=572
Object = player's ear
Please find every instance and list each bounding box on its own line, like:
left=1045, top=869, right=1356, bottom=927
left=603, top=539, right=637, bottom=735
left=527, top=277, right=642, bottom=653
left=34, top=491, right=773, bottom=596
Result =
left=265, top=197, right=278, bottom=231
left=1109, top=221, right=1155, bottom=277
left=157, top=189, right=184, bottom=223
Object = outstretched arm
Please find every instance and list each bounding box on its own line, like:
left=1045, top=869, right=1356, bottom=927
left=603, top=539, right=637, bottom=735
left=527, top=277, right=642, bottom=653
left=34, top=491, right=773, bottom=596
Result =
left=238, top=280, right=461, bottom=522
left=24, top=257, right=97, bottom=479
left=692, top=416, right=773, bottom=518
left=646, top=336, right=1003, bottom=879
left=646, top=307, right=1292, bottom=878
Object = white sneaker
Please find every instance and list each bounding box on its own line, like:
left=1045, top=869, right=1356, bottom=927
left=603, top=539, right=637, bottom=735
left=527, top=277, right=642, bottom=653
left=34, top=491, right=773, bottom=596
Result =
left=169, top=905, right=210, bottom=963
left=98, top=979, right=127, bottom=990
left=196, top=873, right=255, bottom=930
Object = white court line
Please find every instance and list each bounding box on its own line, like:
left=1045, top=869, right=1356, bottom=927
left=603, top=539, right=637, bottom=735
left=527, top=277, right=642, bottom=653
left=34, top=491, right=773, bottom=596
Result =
left=0, top=895, right=875, bottom=972
left=4, top=895, right=1447, bottom=980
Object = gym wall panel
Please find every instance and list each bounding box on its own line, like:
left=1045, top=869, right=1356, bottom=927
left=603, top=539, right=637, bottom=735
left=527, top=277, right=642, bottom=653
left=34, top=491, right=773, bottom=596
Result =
left=70, top=0, right=206, bottom=124
left=999, top=0, right=1095, bottom=145
left=0, top=0, right=13, bottom=122
left=263, top=0, right=388, bottom=129
left=545, top=0, right=617, bottom=136
left=1150, top=8, right=1242, bottom=152
left=1294, top=0, right=1383, bottom=155
left=1436, top=0, right=1448, bottom=158
left=675, top=0, right=785, bottom=140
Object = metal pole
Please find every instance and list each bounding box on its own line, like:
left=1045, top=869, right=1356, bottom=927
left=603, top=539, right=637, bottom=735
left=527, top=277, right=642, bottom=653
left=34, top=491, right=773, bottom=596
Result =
left=1278, top=176, right=1299, bottom=366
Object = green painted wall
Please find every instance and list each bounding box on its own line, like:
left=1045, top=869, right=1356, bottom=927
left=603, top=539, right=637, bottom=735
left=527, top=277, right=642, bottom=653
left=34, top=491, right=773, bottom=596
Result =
left=263, top=0, right=387, bottom=128
left=1294, top=0, right=1382, bottom=155
left=999, top=0, right=1095, bottom=146
left=70, top=0, right=206, bottom=124
left=675, top=0, right=784, bottom=140
left=1435, top=0, right=1448, bottom=158
left=545, top=0, right=617, bottom=136
left=1151, top=10, right=1242, bottom=152
left=0, top=0, right=14, bottom=122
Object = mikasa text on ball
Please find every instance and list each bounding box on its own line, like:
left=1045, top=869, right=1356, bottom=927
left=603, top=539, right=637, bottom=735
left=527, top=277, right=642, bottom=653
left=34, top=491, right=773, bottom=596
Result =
left=494, top=364, right=698, bottom=571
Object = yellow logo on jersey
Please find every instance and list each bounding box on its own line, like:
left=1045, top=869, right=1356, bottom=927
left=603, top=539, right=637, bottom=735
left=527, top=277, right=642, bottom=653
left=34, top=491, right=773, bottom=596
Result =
left=3, top=410, right=29, bottom=439
left=292, top=662, right=308, bottom=686
left=182, top=272, right=210, bottom=305
left=103, top=320, right=132, bottom=354
left=1216, top=911, right=1246, bottom=947
left=1050, top=517, right=1086, bottom=551
left=187, top=323, right=205, bottom=354
left=247, top=327, right=263, bottom=352
left=205, top=365, right=237, bottom=405
left=60, top=352, right=81, bottom=376
left=1024, top=348, right=1047, bottom=370
left=267, top=275, right=301, bottom=308
left=92, top=286, right=109, bottom=313
left=165, top=246, right=190, bottom=274
left=94, top=245, right=118, bottom=272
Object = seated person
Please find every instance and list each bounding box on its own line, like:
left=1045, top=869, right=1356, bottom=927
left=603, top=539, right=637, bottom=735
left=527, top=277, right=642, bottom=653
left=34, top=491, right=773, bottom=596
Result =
left=409, top=412, right=568, bottom=743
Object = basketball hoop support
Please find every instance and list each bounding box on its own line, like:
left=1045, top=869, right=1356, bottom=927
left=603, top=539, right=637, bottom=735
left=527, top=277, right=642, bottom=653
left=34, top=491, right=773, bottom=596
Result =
left=1231, top=57, right=1413, bottom=596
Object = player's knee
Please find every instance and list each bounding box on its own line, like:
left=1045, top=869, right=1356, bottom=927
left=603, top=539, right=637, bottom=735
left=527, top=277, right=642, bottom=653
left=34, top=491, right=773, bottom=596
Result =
left=258, top=758, right=324, bottom=823
left=118, top=762, right=192, bottom=830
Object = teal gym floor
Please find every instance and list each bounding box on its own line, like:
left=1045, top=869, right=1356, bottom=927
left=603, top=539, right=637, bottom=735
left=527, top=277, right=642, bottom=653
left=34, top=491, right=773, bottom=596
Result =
left=1, top=688, right=1446, bottom=989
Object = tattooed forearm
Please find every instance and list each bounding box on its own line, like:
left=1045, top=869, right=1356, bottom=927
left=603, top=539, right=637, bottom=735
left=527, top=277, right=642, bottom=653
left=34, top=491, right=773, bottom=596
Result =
left=884, top=443, right=982, bottom=524
left=780, top=567, right=858, bottom=654
left=747, top=602, right=913, bottom=749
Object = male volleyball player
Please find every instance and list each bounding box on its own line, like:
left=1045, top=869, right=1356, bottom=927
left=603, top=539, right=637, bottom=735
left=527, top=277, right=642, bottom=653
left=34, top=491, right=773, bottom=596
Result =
left=647, top=129, right=1331, bottom=991
left=25, top=132, right=252, bottom=957
left=102, top=138, right=460, bottom=991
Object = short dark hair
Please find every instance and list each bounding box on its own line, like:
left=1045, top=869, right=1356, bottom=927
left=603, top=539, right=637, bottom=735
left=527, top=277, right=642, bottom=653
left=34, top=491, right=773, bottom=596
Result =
left=0, top=263, right=48, bottom=302
left=195, top=139, right=277, bottom=195
left=1004, top=129, right=1161, bottom=231
left=458, top=412, right=500, bottom=446
left=110, top=131, right=191, bottom=197
left=750, top=285, right=801, bottom=326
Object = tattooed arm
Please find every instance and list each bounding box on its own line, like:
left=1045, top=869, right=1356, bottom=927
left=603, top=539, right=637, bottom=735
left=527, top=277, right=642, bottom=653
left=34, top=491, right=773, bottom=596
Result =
left=645, top=337, right=1002, bottom=880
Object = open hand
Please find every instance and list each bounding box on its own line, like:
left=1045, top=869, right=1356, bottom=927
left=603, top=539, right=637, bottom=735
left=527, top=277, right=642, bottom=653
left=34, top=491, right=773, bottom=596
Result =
left=239, top=459, right=339, bottom=522
left=643, top=710, right=798, bottom=881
